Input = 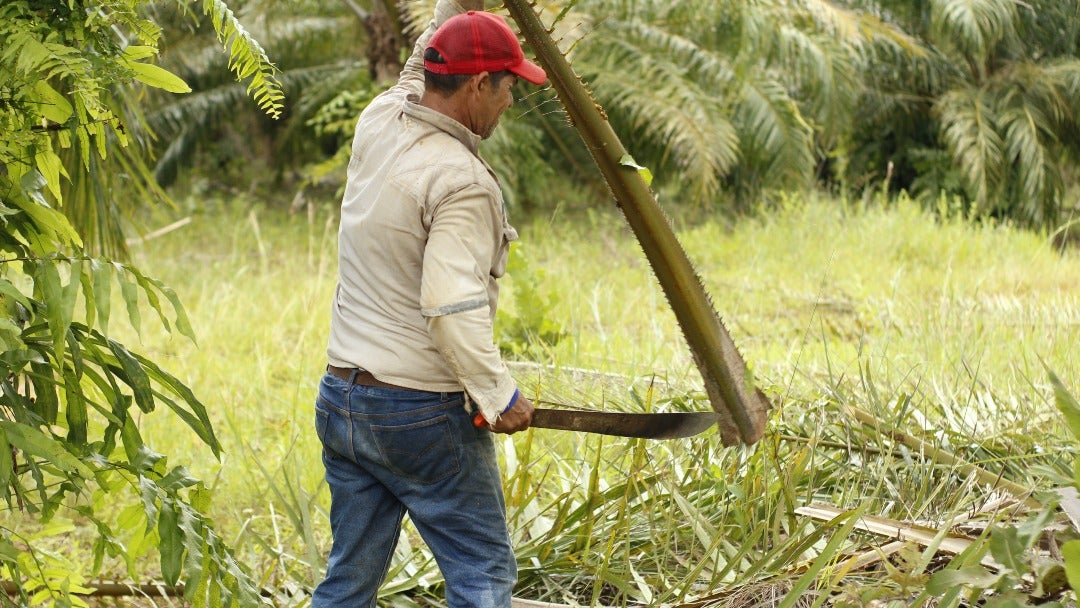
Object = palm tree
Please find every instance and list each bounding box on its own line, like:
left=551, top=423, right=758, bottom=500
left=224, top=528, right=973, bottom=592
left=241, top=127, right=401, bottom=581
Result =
left=483, top=0, right=917, bottom=210
left=144, top=0, right=369, bottom=193
left=847, top=0, right=1080, bottom=227
left=148, top=0, right=921, bottom=214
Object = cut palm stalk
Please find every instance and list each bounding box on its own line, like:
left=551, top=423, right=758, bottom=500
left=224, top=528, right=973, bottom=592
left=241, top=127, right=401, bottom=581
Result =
left=501, top=0, right=770, bottom=445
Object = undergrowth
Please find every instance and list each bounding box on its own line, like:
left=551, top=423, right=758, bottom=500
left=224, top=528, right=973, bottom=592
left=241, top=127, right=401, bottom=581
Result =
left=77, top=192, right=1080, bottom=606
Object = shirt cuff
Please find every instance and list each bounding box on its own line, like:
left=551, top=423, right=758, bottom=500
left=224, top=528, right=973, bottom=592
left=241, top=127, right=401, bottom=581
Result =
left=502, top=388, right=520, bottom=415
left=474, top=375, right=517, bottom=424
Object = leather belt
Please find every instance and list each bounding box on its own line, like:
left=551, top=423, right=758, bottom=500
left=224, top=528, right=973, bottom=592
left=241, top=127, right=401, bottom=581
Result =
left=326, top=365, right=412, bottom=391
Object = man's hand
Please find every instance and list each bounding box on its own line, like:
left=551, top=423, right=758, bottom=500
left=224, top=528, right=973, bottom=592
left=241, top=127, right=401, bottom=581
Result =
left=488, top=392, right=534, bottom=434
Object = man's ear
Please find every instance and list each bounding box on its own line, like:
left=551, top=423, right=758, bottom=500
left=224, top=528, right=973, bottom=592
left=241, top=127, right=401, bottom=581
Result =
left=473, top=71, right=492, bottom=93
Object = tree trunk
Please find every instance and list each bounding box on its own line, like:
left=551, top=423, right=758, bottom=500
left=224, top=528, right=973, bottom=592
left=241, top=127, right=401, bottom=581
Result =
left=364, top=0, right=406, bottom=84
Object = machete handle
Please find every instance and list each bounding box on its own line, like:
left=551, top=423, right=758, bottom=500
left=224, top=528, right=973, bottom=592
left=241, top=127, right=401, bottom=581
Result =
left=473, top=412, right=487, bottom=428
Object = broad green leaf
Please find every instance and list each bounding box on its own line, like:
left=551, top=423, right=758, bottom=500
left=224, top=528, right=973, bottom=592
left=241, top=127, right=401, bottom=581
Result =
left=129, top=351, right=220, bottom=456
left=122, top=45, right=158, bottom=61
left=91, top=260, right=112, bottom=335
left=34, top=259, right=67, bottom=360
left=159, top=502, right=184, bottom=585
left=63, top=367, right=88, bottom=444
left=32, top=81, right=73, bottom=125
left=619, top=154, right=654, bottom=186
left=62, top=257, right=82, bottom=346
left=20, top=169, right=49, bottom=207
left=988, top=526, right=1027, bottom=573
left=1048, top=368, right=1080, bottom=442
left=29, top=361, right=59, bottom=425
left=107, top=339, right=154, bottom=413
left=120, top=404, right=166, bottom=474
left=0, top=428, right=11, bottom=488
left=160, top=466, right=199, bottom=492
left=79, top=262, right=97, bottom=333
left=157, top=283, right=196, bottom=343
left=129, top=62, right=192, bottom=94
left=0, top=278, right=33, bottom=313
left=0, top=318, right=23, bottom=352
left=117, top=502, right=148, bottom=536
left=65, top=327, right=84, bottom=378
left=34, top=149, right=65, bottom=201
left=11, top=193, right=82, bottom=247
left=0, top=538, right=19, bottom=563
left=1015, top=508, right=1054, bottom=550
left=0, top=420, right=92, bottom=478
left=1061, top=539, right=1080, bottom=593
left=132, top=270, right=169, bottom=331
left=177, top=506, right=206, bottom=570
left=118, top=397, right=142, bottom=460
left=116, top=266, right=142, bottom=335
left=14, top=36, right=50, bottom=74
left=190, top=482, right=213, bottom=514
left=927, top=566, right=1003, bottom=593
left=139, top=475, right=160, bottom=532
left=187, top=547, right=214, bottom=604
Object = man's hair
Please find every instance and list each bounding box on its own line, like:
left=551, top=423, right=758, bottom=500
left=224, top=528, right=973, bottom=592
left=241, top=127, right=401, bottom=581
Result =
left=424, top=48, right=513, bottom=94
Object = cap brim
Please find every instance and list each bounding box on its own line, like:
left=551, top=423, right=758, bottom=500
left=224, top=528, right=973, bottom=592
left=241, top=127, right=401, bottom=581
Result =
left=510, top=59, right=547, bottom=85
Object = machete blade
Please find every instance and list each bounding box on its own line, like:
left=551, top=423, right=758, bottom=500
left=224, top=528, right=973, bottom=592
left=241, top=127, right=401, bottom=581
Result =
left=531, top=409, right=718, bottom=439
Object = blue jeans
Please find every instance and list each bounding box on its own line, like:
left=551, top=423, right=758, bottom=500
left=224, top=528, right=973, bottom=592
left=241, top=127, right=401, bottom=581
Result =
left=311, top=372, right=516, bottom=608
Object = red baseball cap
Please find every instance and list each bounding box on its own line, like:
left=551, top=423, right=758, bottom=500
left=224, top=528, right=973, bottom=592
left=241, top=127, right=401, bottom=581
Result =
left=425, top=11, right=547, bottom=85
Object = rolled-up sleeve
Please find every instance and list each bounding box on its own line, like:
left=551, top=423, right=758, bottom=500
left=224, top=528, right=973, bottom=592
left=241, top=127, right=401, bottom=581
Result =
left=421, top=185, right=516, bottom=422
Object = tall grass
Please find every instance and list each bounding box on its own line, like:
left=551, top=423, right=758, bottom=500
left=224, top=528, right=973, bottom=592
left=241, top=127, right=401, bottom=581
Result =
left=108, top=193, right=1080, bottom=606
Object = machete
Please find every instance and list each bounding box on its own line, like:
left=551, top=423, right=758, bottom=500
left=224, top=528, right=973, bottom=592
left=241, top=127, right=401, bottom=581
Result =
left=473, top=407, right=718, bottom=439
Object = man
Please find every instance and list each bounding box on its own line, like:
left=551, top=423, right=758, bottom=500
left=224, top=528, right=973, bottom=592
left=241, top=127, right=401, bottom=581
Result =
left=312, top=1, right=547, bottom=606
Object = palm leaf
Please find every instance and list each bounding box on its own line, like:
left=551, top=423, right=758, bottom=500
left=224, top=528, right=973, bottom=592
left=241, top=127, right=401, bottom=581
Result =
left=587, top=47, right=739, bottom=201
left=731, top=73, right=816, bottom=197
left=192, top=0, right=286, bottom=117
left=936, top=85, right=1005, bottom=213
left=930, top=0, right=1019, bottom=72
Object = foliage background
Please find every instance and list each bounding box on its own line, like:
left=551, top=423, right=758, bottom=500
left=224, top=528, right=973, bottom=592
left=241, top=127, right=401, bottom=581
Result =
left=3, top=0, right=1080, bottom=605
left=150, top=0, right=1080, bottom=232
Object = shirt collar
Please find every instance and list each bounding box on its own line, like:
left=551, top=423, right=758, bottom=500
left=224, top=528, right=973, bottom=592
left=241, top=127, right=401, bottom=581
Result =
left=403, top=93, right=482, bottom=155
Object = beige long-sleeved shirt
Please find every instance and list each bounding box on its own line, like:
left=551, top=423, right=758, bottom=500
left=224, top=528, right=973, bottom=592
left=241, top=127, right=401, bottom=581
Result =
left=326, top=0, right=518, bottom=422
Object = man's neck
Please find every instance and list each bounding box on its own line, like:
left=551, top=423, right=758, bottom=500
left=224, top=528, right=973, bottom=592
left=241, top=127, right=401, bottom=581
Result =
left=418, top=91, right=469, bottom=130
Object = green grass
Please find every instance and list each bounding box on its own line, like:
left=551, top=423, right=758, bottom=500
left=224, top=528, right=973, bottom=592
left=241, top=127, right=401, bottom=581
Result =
left=106, top=192, right=1080, bottom=606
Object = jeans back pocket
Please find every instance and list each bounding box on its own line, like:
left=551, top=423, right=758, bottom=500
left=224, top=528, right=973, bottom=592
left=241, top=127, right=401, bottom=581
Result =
left=371, top=415, right=461, bottom=485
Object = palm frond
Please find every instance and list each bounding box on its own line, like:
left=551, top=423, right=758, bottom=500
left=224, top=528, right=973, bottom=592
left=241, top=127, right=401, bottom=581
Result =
left=1043, top=59, right=1080, bottom=125
left=930, top=0, right=1019, bottom=73
left=594, top=18, right=739, bottom=91
left=775, top=24, right=859, bottom=138
left=801, top=0, right=927, bottom=57
left=593, top=67, right=738, bottom=203
left=732, top=73, right=816, bottom=196
left=936, top=85, right=1005, bottom=213
left=1000, top=101, right=1050, bottom=206
left=576, top=28, right=739, bottom=199
left=190, top=0, right=286, bottom=117
left=148, top=62, right=361, bottom=186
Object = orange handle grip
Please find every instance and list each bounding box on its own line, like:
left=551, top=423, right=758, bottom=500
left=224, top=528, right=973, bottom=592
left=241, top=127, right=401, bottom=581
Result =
left=473, top=412, right=487, bottom=428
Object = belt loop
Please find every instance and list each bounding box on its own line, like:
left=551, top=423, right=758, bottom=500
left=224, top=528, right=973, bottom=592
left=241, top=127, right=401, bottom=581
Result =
left=347, top=368, right=359, bottom=384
